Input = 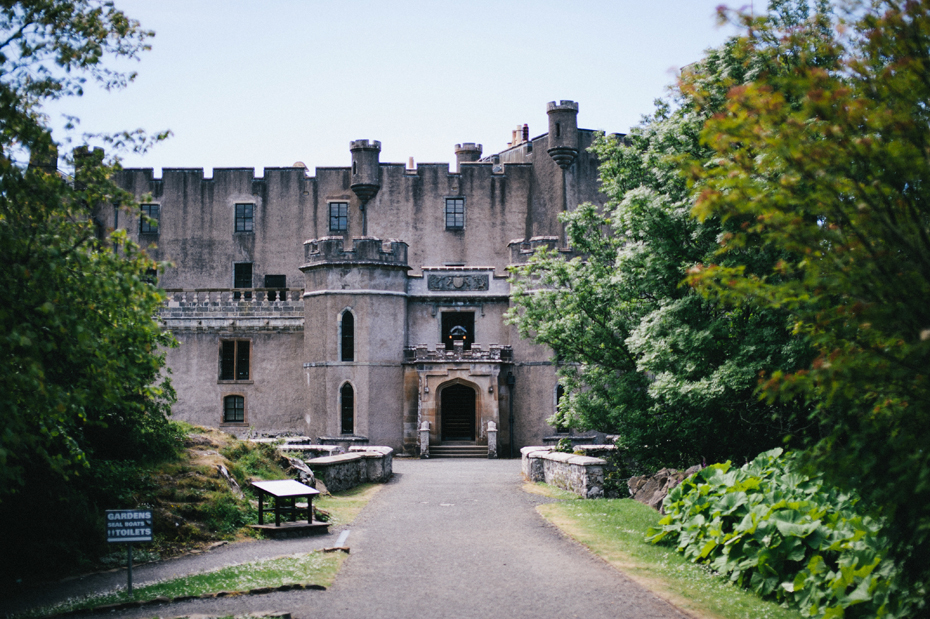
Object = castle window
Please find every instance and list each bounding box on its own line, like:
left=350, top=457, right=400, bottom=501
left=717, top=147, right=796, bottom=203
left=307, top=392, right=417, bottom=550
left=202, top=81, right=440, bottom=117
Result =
left=220, top=340, right=250, bottom=381
left=140, top=203, right=159, bottom=234
left=233, top=262, right=252, bottom=300
left=341, top=383, right=354, bottom=434
left=442, top=312, right=473, bottom=350
left=223, top=395, right=245, bottom=423
left=554, top=384, right=568, bottom=433
left=329, top=202, right=348, bottom=232
left=264, top=274, right=286, bottom=301
left=235, top=203, right=254, bottom=233
left=445, top=198, right=465, bottom=230
left=341, top=310, right=354, bottom=362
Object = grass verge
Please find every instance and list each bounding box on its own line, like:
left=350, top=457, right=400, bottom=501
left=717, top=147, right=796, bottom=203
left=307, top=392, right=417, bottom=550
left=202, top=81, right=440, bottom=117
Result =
left=316, top=482, right=384, bottom=526
left=20, top=552, right=343, bottom=618
left=532, top=485, right=801, bottom=619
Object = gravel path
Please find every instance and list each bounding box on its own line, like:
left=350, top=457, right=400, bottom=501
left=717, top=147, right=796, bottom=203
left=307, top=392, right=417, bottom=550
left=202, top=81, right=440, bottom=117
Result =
left=2, top=458, right=691, bottom=619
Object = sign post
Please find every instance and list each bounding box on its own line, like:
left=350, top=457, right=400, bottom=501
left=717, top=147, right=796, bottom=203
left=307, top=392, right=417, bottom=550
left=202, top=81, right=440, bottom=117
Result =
left=105, top=509, right=153, bottom=596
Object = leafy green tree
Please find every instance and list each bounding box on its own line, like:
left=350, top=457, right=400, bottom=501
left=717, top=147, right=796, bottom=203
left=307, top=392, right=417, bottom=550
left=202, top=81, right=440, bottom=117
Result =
left=691, top=0, right=930, bottom=599
left=0, top=0, right=177, bottom=578
left=508, top=30, right=815, bottom=472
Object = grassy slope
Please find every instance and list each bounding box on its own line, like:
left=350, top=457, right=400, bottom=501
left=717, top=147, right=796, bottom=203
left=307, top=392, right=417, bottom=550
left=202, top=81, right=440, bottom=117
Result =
left=530, top=484, right=801, bottom=619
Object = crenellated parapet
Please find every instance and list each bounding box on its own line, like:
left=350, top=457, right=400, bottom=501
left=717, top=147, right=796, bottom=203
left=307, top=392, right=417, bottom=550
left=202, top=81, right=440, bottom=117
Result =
left=302, top=236, right=408, bottom=268
left=508, top=236, right=575, bottom=264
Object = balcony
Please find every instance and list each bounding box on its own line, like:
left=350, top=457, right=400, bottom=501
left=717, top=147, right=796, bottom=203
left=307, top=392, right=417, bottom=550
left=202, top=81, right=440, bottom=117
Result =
left=403, top=342, right=513, bottom=364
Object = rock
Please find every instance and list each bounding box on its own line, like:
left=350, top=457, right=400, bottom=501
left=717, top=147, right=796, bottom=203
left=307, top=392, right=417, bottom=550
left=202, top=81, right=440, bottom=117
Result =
left=185, top=433, right=220, bottom=448
left=628, top=464, right=702, bottom=513
left=586, top=485, right=604, bottom=499
left=216, top=464, right=244, bottom=498
left=278, top=454, right=316, bottom=486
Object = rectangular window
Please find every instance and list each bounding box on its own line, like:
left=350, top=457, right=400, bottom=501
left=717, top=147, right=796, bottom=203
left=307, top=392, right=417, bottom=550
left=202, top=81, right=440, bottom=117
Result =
left=445, top=198, right=465, bottom=230
left=329, top=202, right=348, bottom=232
left=140, top=204, right=159, bottom=234
left=235, top=203, right=254, bottom=232
left=220, top=340, right=250, bottom=381
left=224, top=395, right=245, bottom=423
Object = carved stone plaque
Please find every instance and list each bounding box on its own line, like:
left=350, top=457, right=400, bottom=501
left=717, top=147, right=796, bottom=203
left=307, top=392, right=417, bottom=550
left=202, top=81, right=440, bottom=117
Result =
left=427, top=274, right=489, bottom=291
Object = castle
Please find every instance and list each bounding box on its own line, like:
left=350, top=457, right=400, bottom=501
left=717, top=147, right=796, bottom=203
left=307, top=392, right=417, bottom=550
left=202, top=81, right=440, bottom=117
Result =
left=113, top=101, right=612, bottom=456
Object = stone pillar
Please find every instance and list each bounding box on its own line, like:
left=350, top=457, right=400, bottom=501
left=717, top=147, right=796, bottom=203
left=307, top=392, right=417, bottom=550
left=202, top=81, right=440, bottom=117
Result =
left=419, top=421, right=430, bottom=459
left=487, top=421, right=498, bottom=459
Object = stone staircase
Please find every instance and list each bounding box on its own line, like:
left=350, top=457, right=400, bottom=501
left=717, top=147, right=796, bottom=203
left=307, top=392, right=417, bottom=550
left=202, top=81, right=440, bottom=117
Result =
left=429, top=442, right=488, bottom=458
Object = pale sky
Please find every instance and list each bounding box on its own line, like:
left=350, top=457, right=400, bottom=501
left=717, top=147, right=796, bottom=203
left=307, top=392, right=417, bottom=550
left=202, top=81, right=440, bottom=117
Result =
left=44, top=1, right=742, bottom=175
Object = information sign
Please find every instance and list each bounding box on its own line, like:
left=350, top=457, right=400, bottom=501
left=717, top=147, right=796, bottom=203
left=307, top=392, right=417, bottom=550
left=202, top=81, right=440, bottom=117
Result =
left=105, top=509, right=153, bottom=543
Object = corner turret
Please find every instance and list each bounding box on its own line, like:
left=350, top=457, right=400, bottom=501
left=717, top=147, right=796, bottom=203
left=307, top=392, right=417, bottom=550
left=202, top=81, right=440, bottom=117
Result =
left=546, top=100, right=579, bottom=169
left=350, top=140, right=381, bottom=235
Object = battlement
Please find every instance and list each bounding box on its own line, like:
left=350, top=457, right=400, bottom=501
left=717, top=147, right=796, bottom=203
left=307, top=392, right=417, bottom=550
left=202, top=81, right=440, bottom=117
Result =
left=547, top=100, right=579, bottom=112
left=508, top=236, right=575, bottom=264
left=454, top=143, right=483, bottom=153
left=302, top=236, right=408, bottom=267
left=350, top=139, right=381, bottom=151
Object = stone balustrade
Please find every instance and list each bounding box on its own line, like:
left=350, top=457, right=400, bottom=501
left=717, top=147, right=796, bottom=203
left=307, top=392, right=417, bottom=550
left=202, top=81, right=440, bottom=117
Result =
left=521, top=446, right=606, bottom=499
left=403, top=343, right=513, bottom=363
left=164, top=288, right=305, bottom=307
left=160, top=289, right=305, bottom=331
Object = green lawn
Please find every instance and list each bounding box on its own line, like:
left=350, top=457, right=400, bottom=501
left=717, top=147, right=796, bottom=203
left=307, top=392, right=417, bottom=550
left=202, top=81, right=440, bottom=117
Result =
left=531, top=484, right=802, bottom=619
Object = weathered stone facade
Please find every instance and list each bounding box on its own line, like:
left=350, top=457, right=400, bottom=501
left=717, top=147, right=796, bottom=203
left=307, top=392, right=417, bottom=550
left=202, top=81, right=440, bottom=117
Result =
left=114, top=101, right=614, bottom=456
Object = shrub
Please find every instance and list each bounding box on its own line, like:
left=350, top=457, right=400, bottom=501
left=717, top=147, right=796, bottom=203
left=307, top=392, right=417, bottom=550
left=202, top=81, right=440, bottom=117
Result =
left=647, top=449, right=922, bottom=618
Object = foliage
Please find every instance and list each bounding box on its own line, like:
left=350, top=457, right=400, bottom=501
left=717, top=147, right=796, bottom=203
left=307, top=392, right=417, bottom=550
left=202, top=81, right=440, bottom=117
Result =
left=507, top=10, right=817, bottom=471
left=0, top=1, right=177, bottom=585
left=0, top=0, right=173, bottom=495
left=648, top=449, right=922, bottom=618
left=689, top=0, right=930, bottom=596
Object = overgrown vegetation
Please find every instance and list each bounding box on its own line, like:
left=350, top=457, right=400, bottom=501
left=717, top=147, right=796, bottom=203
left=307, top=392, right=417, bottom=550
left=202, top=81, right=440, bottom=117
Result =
left=648, top=450, right=922, bottom=618
left=0, top=0, right=175, bottom=587
left=508, top=0, right=930, bottom=608
left=0, top=425, right=295, bottom=585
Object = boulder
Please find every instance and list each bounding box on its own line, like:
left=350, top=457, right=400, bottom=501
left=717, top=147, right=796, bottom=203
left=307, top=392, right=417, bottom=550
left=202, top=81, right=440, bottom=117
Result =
left=628, top=464, right=702, bottom=512
left=277, top=454, right=316, bottom=486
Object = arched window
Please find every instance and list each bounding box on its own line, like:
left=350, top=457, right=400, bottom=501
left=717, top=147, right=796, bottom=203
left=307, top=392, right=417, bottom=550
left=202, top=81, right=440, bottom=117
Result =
left=224, top=395, right=244, bottom=423
left=341, top=310, right=355, bottom=362
left=341, top=383, right=354, bottom=435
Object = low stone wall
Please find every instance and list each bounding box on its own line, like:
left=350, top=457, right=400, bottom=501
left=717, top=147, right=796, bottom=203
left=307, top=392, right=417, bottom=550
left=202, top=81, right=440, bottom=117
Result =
left=521, top=446, right=606, bottom=499
left=306, top=447, right=393, bottom=493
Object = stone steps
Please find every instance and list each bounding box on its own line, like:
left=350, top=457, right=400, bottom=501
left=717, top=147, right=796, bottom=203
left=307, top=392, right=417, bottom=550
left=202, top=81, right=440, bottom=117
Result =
left=429, top=444, right=488, bottom=458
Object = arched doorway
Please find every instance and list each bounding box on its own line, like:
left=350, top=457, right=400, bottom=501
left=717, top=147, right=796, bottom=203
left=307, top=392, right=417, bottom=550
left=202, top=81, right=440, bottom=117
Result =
left=440, top=384, right=476, bottom=441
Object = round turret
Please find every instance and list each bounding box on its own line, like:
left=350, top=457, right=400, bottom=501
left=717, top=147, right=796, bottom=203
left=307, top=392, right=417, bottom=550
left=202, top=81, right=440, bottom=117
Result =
left=350, top=139, right=381, bottom=203
left=546, top=100, right=579, bottom=169
left=454, top=143, right=483, bottom=171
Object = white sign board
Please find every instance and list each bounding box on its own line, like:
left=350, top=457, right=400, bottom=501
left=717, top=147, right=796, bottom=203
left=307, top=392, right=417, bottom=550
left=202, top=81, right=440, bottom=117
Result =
left=105, top=509, right=153, bottom=543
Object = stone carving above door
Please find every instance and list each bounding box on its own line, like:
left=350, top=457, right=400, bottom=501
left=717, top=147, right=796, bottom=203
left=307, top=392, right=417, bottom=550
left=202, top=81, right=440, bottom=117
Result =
left=427, top=274, right=489, bottom=291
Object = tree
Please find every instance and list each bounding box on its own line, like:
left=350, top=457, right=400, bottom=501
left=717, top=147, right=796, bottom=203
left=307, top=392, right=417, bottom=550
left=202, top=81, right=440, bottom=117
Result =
left=0, top=0, right=177, bottom=577
left=507, top=27, right=816, bottom=472
left=690, top=0, right=930, bottom=600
